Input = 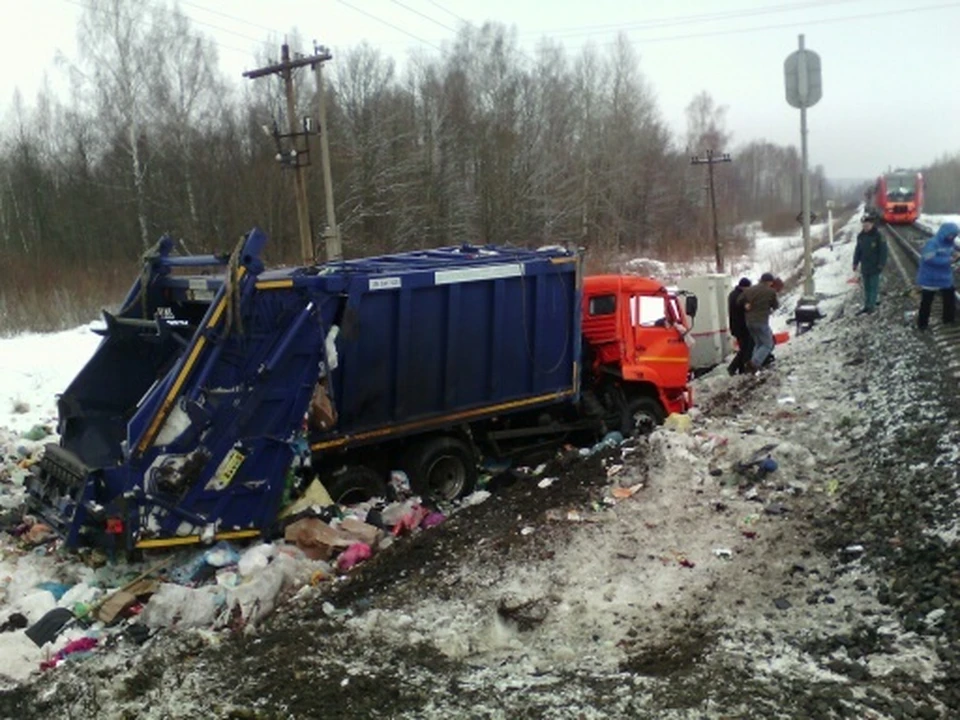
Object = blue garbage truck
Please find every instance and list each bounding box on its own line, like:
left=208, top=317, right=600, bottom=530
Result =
left=27, top=228, right=694, bottom=552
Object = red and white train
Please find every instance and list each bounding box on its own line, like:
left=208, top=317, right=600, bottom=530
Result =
left=867, top=170, right=924, bottom=224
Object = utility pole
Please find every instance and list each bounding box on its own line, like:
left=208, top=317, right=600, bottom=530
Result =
left=244, top=43, right=333, bottom=266
left=313, top=43, right=341, bottom=261
left=690, top=149, right=732, bottom=273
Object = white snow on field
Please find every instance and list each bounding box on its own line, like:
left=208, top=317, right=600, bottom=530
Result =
left=0, top=326, right=102, bottom=434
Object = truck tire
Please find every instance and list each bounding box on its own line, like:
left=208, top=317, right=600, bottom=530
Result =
left=325, top=465, right=388, bottom=505
left=403, top=436, right=477, bottom=502
left=623, top=396, right=666, bottom=436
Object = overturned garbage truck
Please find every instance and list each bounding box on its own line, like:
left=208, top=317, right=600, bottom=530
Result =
left=27, top=228, right=696, bottom=552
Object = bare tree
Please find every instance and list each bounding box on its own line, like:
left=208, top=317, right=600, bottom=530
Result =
left=72, top=0, right=161, bottom=249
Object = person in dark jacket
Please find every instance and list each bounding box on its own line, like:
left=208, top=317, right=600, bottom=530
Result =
left=727, top=277, right=753, bottom=376
left=852, top=213, right=888, bottom=315
left=915, top=221, right=959, bottom=330
left=738, top=272, right=779, bottom=372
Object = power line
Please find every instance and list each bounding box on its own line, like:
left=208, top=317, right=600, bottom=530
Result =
left=516, top=0, right=867, bottom=40
left=60, top=0, right=271, bottom=51
left=423, top=0, right=468, bottom=24
left=335, top=0, right=445, bottom=52
left=616, top=1, right=960, bottom=45
left=389, top=0, right=458, bottom=33
left=175, top=0, right=283, bottom=36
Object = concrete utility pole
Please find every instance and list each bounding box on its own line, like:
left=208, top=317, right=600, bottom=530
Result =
left=313, top=44, right=341, bottom=261
left=690, top=149, right=732, bottom=273
left=244, top=43, right=333, bottom=266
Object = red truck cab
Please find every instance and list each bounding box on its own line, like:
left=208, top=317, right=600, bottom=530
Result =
left=581, top=275, right=694, bottom=427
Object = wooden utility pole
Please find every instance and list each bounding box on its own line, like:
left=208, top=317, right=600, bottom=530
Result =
left=244, top=43, right=333, bottom=265
left=690, top=149, right=732, bottom=273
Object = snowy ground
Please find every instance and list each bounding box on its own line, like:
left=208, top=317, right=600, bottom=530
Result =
left=1, top=211, right=959, bottom=718
left=917, top=213, right=960, bottom=235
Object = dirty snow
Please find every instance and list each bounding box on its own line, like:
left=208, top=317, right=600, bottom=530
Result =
left=1, top=209, right=959, bottom=718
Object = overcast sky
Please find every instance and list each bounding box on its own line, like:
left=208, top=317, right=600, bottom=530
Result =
left=3, top=0, right=959, bottom=180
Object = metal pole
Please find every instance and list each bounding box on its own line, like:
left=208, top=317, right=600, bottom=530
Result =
left=281, top=44, right=314, bottom=266
left=314, top=56, right=342, bottom=261
left=827, top=204, right=834, bottom=250
left=799, top=35, right=814, bottom=297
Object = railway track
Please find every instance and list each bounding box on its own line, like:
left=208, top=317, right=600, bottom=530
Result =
left=883, top=221, right=960, bottom=346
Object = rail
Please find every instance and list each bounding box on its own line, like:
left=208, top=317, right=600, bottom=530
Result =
left=883, top=222, right=960, bottom=330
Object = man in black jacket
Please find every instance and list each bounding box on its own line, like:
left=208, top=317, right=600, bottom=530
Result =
left=727, top=277, right=753, bottom=375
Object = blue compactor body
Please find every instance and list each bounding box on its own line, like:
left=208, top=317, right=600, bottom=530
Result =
left=27, top=228, right=582, bottom=551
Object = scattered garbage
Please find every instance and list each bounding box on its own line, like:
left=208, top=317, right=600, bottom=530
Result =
left=579, top=431, right=624, bottom=457
left=204, top=541, right=241, bottom=568
left=337, top=518, right=382, bottom=546
left=420, top=512, right=445, bottom=529
left=0, top=612, right=28, bottom=632
left=713, top=548, right=733, bottom=560
left=337, top=543, right=372, bottom=572
left=280, top=479, right=335, bottom=518
left=33, top=582, right=71, bottom=601
left=460, top=490, right=491, bottom=508
left=537, top=477, right=556, bottom=489
left=391, top=505, right=431, bottom=537
left=389, top=471, right=412, bottom=500
left=735, top=445, right=779, bottom=481
left=611, top=483, right=643, bottom=499
left=140, top=583, right=222, bottom=629
left=21, top=425, right=51, bottom=442
left=40, top=636, right=98, bottom=671
left=284, top=519, right=352, bottom=561
left=663, top=414, right=692, bottom=433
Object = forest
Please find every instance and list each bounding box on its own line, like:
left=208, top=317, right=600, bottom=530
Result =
left=0, top=0, right=853, bottom=333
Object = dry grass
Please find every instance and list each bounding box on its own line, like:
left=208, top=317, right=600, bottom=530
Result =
left=761, top=210, right=800, bottom=235
left=583, top=232, right=752, bottom=277
left=0, top=255, right=135, bottom=337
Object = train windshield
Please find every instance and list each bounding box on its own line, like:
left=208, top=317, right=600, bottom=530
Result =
left=886, top=175, right=916, bottom=201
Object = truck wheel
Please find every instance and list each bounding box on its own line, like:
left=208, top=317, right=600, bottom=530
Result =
left=623, top=396, right=666, bottom=436
left=403, top=436, right=477, bottom=502
left=325, top=466, right=388, bottom=505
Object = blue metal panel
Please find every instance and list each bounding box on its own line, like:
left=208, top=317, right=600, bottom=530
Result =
left=317, top=245, right=580, bottom=442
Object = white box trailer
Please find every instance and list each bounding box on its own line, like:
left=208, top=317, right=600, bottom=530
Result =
left=677, top=274, right=733, bottom=371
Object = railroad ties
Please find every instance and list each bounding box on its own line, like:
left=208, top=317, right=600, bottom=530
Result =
left=884, top=222, right=960, bottom=379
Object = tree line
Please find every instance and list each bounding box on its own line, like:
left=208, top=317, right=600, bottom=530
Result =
left=0, top=0, right=832, bottom=331
left=920, top=155, right=960, bottom=214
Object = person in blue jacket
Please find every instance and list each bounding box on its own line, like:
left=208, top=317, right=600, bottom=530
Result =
left=916, top=222, right=959, bottom=330
left=852, top=213, right=888, bottom=315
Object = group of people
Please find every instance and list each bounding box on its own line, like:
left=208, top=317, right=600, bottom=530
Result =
left=852, top=212, right=958, bottom=330
left=724, top=211, right=956, bottom=377
left=727, top=272, right=782, bottom=376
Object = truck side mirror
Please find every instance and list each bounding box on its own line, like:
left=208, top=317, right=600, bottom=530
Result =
left=685, top=295, right=698, bottom=318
